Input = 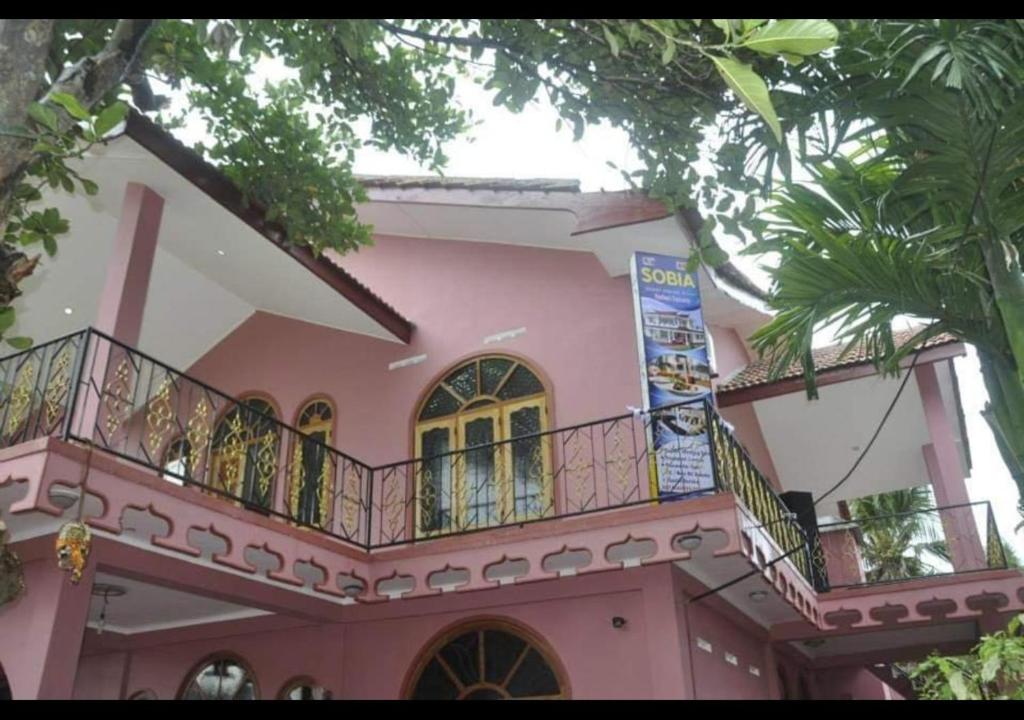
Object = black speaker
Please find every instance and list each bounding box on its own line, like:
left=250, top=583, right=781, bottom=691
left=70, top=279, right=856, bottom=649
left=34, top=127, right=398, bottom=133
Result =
left=779, top=490, right=829, bottom=592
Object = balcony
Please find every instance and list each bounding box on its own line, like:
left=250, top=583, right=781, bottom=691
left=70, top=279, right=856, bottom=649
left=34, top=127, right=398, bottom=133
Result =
left=0, top=328, right=1009, bottom=606
left=817, top=500, right=1009, bottom=588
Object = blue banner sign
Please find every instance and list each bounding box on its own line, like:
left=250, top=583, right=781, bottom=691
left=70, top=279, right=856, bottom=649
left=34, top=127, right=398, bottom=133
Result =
left=629, top=252, right=714, bottom=497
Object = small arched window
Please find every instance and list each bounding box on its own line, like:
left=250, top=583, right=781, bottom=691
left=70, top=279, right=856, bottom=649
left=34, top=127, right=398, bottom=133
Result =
left=414, top=356, right=551, bottom=536
left=279, top=677, right=329, bottom=700
left=179, top=656, right=258, bottom=700
left=210, top=397, right=279, bottom=510
left=406, top=620, right=567, bottom=700
left=288, top=400, right=335, bottom=528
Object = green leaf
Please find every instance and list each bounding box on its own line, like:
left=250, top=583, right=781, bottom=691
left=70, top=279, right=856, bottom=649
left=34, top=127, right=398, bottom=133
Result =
left=93, top=102, right=129, bottom=138
left=0, top=308, right=15, bottom=334
left=742, top=20, right=768, bottom=33
left=602, top=26, right=620, bottom=57
left=80, top=178, right=99, bottom=196
left=43, top=235, right=58, bottom=256
left=741, top=19, right=838, bottom=56
left=711, top=55, right=782, bottom=142
left=661, top=40, right=676, bottom=65
left=5, top=337, right=33, bottom=350
left=49, top=92, right=90, bottom=121
left=27, top=102, right=59, bottom=133
left=711, top=20, right=732, bottom=41
left=702, top=243, right=730, bottom=267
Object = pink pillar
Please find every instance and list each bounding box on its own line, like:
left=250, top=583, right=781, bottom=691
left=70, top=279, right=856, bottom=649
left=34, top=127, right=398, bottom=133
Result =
left=96, top=182, right=164, bottom=346
left=915, top=363, right=986, bottom=572
left=0, top=554, right=96, bottom=698
left=71, top=183, right=164, bottom=443
left=762, top=645, right=783, bottom=700
left=818, top=526, right=866, bottom=586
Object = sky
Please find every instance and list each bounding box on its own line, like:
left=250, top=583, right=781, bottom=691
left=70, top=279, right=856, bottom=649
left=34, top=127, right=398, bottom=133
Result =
left=159, top=53, right=1024, bottom=558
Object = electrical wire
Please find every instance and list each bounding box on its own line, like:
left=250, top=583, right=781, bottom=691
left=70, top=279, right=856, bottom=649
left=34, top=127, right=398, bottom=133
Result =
left=688, top=344, right=925, bottom=604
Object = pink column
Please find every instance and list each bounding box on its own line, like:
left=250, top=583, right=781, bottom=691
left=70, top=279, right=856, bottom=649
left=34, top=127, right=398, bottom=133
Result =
left=0, top=555, right=96, bottom=698
left=915, top=363, right=986, bottom=572
left=818, top=525, right=866, bottom=586
left=71, top=183, right=164, bottom=443
left=96, top=182, right=164, bottom=345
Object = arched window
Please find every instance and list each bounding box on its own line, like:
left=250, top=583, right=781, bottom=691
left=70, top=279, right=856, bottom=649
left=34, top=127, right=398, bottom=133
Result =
left=278, top=677, right=329, bottom=700
left=414, top=356, right=551, bottom=535
left=405, top=620, right=567, bottom=700
left=129, top=689, right=157, bottom=700
left=179, top=655, right=258, bottom=700
left=288, top=400, right=335, bottom=527
left=210, top=397, right=279, bottom=510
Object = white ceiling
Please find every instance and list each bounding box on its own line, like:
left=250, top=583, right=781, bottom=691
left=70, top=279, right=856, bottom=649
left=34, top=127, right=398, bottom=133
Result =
left=88, top=572, right=269, bottom=635
left=754, top=373, right=934, bottom=519
left=796, top=619, right=977, bottom=660
left=13, top=136, right=404, bottom=370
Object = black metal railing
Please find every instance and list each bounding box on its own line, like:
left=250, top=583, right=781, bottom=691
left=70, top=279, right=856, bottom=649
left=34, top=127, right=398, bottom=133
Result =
left=708, top=411, right=826, bottom=590
left=816, top=501, right=1009, bottom=588
left=367, top=399, right=716, bottom=547
left=0, top=328, right=819, bottom=586
left=2, top=328, right=372, bottom=546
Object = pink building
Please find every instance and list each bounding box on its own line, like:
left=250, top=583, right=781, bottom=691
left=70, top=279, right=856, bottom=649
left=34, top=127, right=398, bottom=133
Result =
left=0, top=112, right=1020, bottom=700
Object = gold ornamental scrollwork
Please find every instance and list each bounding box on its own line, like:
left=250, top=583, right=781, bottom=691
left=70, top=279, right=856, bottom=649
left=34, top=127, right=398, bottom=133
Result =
left=384, top=475, right=404, bottom=538
left=419, top=465, right=437, bottom=529
left=564, top=430, right=591, bottom=512
left=145, top=379, right=175, bottom=456
left=103, top=357, right=132, bottom=437
left=185, top=397, right=212, bottom=477
left=5, top=361, right=36, bottom=437
left=220, top=413, right=246, bottom=496
left=255, top=430, right=278, bottom=499
left=317, top=452, right=333, bottom=530
left=43, top=344, right=73, bottom=431
left=288, top=441, right=304, bottom=518
left=341, top=462, right=360, bottom=535
left=607, top=421, right=635, bottom=505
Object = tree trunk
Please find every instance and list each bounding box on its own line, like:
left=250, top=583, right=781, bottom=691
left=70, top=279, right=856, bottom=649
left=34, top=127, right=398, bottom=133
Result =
left=978, top=349, right=1024, bottom=525
left=0, top=19, right=155, bottom=309
left=0, top=20, right=56, bottom=235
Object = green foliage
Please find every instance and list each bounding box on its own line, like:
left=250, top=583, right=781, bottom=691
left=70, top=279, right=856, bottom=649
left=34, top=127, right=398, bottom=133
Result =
left=1, top=18, right=840, bottom=348
left=743, top=23, right=1024, bottom=515
left=912, top=613, right=1024, bottom=699
left=848, top=487, right=949, bottom=583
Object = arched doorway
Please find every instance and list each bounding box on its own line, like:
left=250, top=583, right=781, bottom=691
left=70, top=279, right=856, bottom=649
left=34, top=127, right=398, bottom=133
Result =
left=403, top=618, right=568, bottom=700
left=414, top=356, right=552, bottom=535
left=178, top=654, right=258, bottom=700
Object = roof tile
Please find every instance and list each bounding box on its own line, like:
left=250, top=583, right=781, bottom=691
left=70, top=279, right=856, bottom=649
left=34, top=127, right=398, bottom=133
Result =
left=717, top=328, right=960, bottom=394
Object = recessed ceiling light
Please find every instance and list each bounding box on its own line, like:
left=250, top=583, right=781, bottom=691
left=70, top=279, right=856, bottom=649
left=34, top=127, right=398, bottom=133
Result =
left=748, top=590, right=769, bottom=603
left=63, top=307, right=73, bottom=315
left=216, top=249, right=226, bottom=256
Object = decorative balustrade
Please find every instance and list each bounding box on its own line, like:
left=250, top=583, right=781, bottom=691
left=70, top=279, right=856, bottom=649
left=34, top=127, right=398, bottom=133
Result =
left=0, top=329, right=371, bottom=546
left=708, top=411, right=828, bottom=591
left=0, top=329, right=819, bottom=588
left=816, top=501, right=1009, bottom=588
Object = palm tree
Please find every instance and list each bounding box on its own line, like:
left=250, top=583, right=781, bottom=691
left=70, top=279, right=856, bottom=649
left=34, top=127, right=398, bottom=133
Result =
left=745, top=25, right=1024, bottom=526
left=849, top=486, right=949, bottom=583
